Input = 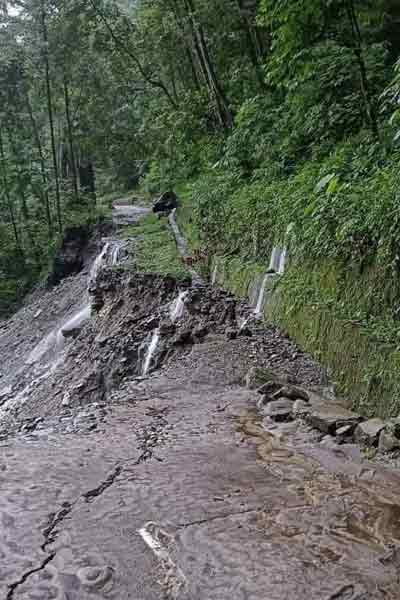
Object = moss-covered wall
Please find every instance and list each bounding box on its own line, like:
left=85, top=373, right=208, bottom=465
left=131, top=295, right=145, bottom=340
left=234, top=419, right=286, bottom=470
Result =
left=213, top=255, right=400, bottom=419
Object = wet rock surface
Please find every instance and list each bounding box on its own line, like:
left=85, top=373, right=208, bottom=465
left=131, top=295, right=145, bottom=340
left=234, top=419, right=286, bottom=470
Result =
left=2, top=202, right=400, bottom=599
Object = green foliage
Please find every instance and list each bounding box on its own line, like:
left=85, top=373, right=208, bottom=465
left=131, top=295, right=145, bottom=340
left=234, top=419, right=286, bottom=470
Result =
left=1, top=0, right=400, bottom=324
left=121, top=214, right=189, bottom=278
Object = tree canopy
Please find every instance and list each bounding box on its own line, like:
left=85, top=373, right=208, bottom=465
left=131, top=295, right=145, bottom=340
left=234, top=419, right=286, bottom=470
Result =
left=0, top=0, right=400, bottom=313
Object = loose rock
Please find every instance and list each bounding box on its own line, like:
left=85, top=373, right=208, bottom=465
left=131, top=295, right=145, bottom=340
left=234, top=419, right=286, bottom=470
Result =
left=245, top=367, right=280, bottom=390
left=264, top=398, right=294, bottom=421
left=308, top=406, right=361, bottom=435
left=335, top=424, right=354, bottom=442
left=354, top=418, right=385, bottom=447
left=292, top=399, right=311, bottom=416
left=272, top=385, right=310, bottom=402
left=379, top=430, right=400, bottom=454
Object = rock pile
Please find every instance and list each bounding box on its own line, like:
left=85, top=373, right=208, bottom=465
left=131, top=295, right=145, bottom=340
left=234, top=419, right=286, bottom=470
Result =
left=249, top=366, right=400, bottom=454
left=45, top=272, right=245, bottom=408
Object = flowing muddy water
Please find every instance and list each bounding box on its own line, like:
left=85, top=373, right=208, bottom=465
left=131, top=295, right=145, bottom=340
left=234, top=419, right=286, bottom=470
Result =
left=236, top=409, right=400, bottom=570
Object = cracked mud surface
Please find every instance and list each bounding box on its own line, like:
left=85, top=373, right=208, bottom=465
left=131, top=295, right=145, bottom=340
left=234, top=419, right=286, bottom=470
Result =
left=2, top=203, right=400, bottom=599
left=2, top=348, right=400, bottom=599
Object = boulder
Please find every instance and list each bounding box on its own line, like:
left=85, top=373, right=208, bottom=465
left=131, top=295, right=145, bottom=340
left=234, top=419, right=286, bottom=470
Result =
left=153, top=191, right=178, bottom=214
left=245, top=367, right=283, bottom=390
left=292, top=399, right=311, bottom=416
left=172, top=327, right=193, bottom=346
left=308, top=406, right=361, bottom=435
left=238, top=326, right=253, bottom=338
left=192, top=324, right=208, bottom=342
left=335, top=424, right=354, bottom=442
left=379, top=430, right=400, bottom=454
left=257, top=381, right=283, bottom=397
left=386, top=417, right=400, bottom=439
left=264, top=398, right=294, bottom=421
left=225, top=327, right=238, bottom=340
left=354, top=418, right=385, bottom=447
left=61, top=327, right=82, bottom=340
left=272, top=385, right=310, bottom=402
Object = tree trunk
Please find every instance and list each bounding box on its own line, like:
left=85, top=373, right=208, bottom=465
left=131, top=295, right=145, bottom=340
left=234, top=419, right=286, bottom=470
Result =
left=79, top=159, right=96, bottom=202
left=168, top=0, right=202, bottom=92
left=5, top=125, right=40, bottom=265
left=25, top=91, right=53, bottom=239
left=63, top=69, right=80, bottom=204
left=184, top=0, right=233, bottom=129
left=236, top=0, right=266, bottom=88
left=0, top=125, right=22, bottom=254
left=89, top=0, right=178, bottom=109
left=346, top=0, right=379, bottom=139
left=41, top=0, right=63, bottom=233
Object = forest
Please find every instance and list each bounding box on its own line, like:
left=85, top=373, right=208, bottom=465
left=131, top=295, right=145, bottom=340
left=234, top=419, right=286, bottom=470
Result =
left=1, top=0, right=400, bottom=318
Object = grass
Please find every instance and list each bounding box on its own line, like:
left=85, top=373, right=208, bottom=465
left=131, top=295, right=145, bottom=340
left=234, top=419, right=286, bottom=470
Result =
left=175, top=182, right=202, bottom=252
left=120, top=213, right=189, bottom=278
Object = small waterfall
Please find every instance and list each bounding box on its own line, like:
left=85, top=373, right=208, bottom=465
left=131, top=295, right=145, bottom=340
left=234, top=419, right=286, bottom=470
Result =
left=268, top=247, right=282, bottom=273
left=110, top=244, right=120, bottom=265
left=254, top=272, right=273, bottom=315
left=211, top=263, right=218, bottom=286
left=278, top=247, right=287, bottom=275
left=89, top=242, right=110, bottom=285
left=26, top=240, right=121, bottom=367
left=239, top=243, right=288, bottom=329
left=26, top=330, right=58, bottom=365
left=142, top=329, right=160, bottom=376
left=56, top=304, right=92, bottom=346
left=170, top=290, right=188, bottom=323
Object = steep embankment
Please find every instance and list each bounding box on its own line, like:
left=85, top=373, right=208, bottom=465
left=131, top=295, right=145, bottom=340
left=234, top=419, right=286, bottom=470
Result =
left=176, top=193, right=400, bottom=420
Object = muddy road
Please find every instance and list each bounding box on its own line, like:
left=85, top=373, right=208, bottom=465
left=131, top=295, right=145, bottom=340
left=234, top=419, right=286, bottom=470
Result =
left=1, top=202, right=400, bottom=600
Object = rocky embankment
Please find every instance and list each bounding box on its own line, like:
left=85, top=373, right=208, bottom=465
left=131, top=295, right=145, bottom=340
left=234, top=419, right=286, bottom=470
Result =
left=1, top=201, right=400, bottom=599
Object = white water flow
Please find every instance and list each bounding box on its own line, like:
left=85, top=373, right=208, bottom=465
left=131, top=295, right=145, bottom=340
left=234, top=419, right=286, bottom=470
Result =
left=211, top=263, right=218, bottom=286
left=26, top=241, right=121, bottom=366
left=240, top=244, right=288, bottom=329
left=278, top=247, right=287, bottom=275
left=89, top=242, right=110, bottom=285
left=110, top=243, right=120, bottom=266
left=142, top=329, right=160, bottom=376
left=170, top=290, right=189, bottom=323
left=268, top=247, right=281, bottom=272
left=254, top=272, right=273, bottom=316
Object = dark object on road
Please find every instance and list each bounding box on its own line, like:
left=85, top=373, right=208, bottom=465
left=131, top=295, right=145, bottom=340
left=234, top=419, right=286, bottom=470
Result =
left=153, top=191, right=178, bottom=214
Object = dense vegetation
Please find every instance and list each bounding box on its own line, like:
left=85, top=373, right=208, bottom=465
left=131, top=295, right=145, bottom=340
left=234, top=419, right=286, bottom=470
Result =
left=1, top=1, right=400, bottom=325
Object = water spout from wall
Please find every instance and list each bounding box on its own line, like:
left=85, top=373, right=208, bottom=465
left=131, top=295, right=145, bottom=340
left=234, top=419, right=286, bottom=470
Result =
left=278, top=247, right=287, bottom=275
left=268, top=247, right=282, bottom=273
left=254, top=272, right=273, bottom=316
left=239, top=243, right=288, bottom=329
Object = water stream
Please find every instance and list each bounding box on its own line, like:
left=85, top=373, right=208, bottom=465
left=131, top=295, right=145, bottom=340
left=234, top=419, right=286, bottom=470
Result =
left=170, top=290, right=189, bottom=323
left=211, top=263, right=218, bottom=286
left=142, top=289, right=189, bottom=377
left=26, top=240, right=121, bottom=367
left=142, top=329, right=160, bottom=376
left=239, top=245, right=288, bottom=329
